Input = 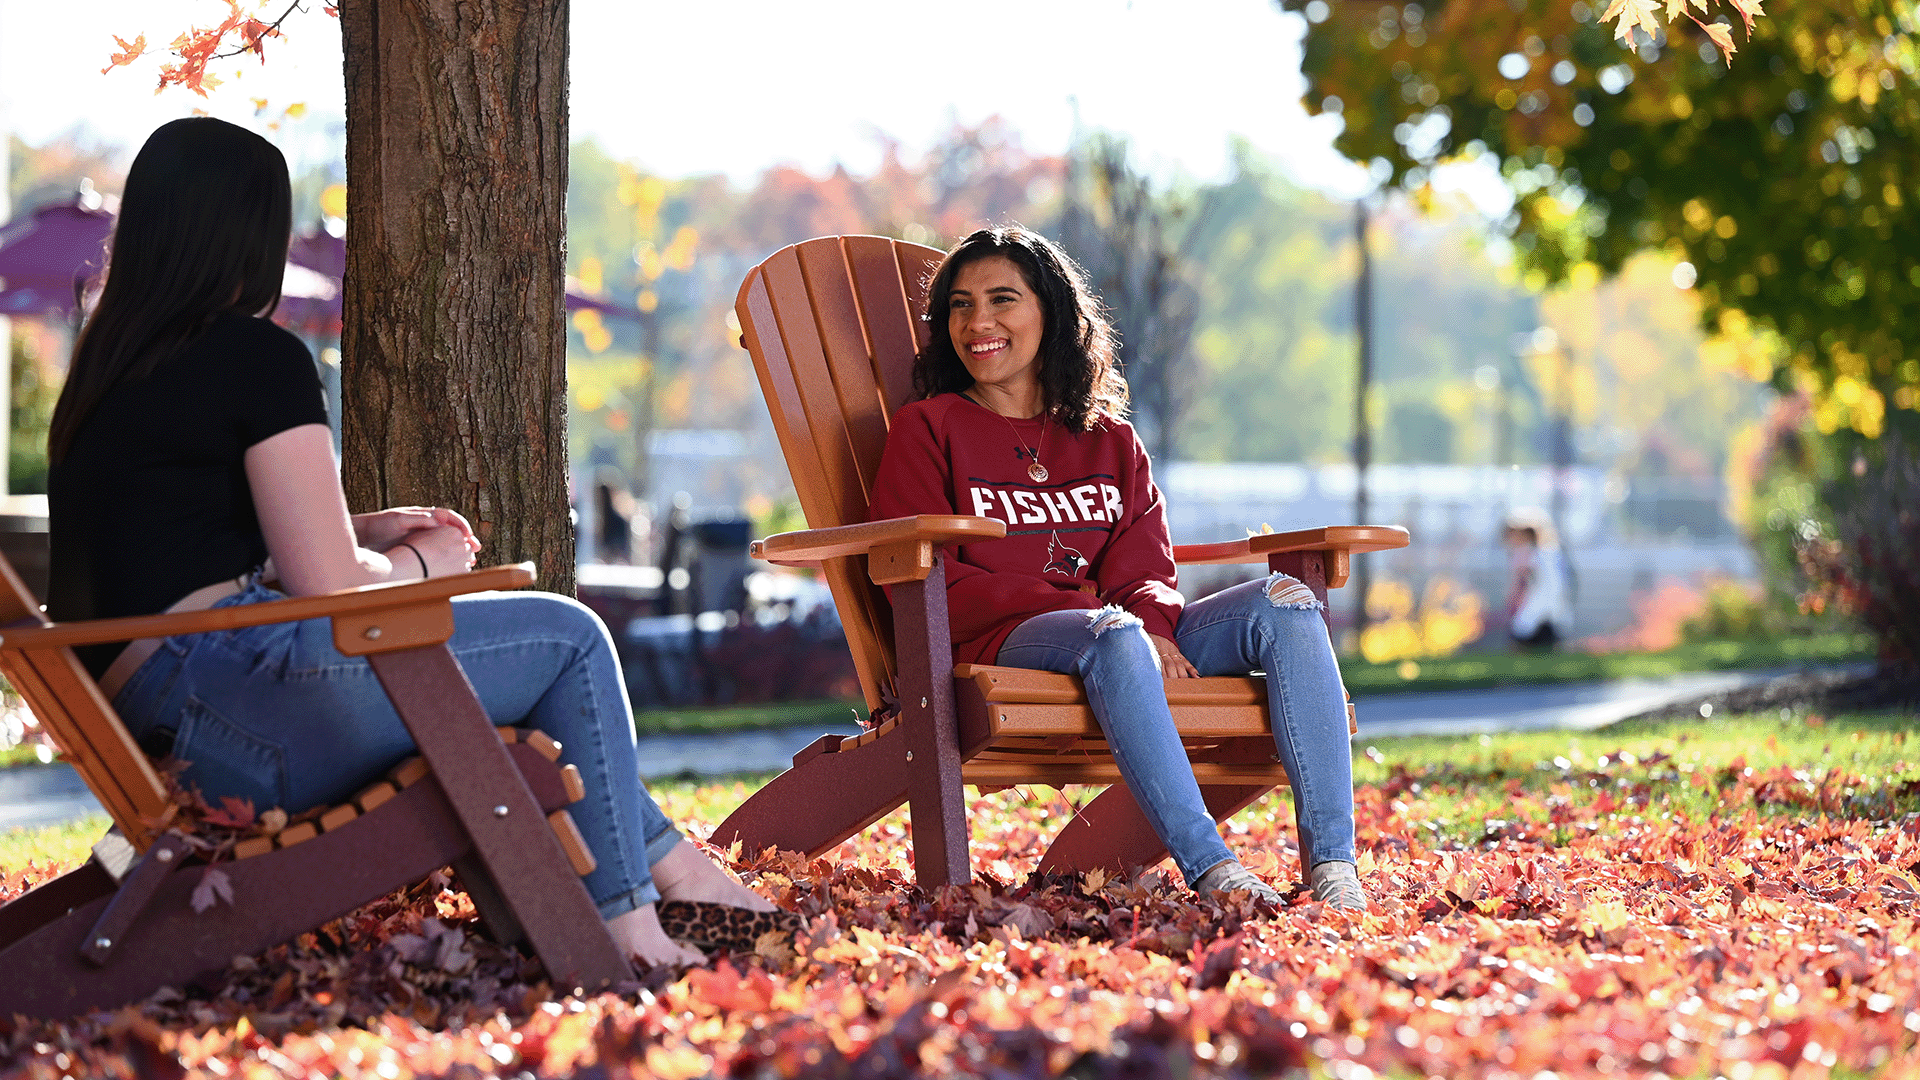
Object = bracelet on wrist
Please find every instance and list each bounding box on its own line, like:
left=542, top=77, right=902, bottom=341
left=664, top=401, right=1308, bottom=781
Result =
left=397, top=541, right=430, bottom=579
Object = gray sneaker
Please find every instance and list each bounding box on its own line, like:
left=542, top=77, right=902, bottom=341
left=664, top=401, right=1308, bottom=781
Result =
left=1194, top=860, right=1284, bottom=904
left=1309, top=860, right=1367, bottom=912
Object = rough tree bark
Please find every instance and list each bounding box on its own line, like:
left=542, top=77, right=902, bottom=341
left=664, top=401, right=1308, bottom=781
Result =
left=339, top=0, right=574, bottom=595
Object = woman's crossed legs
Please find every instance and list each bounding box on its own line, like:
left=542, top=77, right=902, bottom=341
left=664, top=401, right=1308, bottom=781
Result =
left=114, top=584, right=768, bottom=967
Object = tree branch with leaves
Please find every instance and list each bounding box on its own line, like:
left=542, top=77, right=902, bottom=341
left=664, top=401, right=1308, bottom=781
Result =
left=1600, top=0, right=1763, bottom=55
left=102, top=0, right=332, bottom=97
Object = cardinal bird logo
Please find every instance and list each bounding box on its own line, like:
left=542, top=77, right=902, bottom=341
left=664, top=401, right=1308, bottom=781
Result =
left=1044, top=532, right=1089, bottom=577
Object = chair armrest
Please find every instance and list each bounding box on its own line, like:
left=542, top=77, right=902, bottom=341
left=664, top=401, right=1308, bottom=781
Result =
left=750, top=515, right=1006, bottom=565
left=1173, top=525, right=1409, bottom=566
left=0, top=563, right=535, bottom=651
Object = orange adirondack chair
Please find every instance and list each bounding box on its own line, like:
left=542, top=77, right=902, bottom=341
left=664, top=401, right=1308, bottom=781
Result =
left=0, top=558, right=633, bottom=1019
left=710, top=235, right=1410, bottom=889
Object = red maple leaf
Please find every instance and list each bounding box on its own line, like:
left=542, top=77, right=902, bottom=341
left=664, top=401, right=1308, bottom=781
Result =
left=203, top=795, right=256, bottom=829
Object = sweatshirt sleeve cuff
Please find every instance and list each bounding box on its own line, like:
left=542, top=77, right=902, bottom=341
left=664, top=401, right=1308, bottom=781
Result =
left=1133, top=605, right=1179, bottom=641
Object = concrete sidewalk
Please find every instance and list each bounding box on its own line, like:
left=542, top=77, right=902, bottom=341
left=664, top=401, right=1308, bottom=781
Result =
left=0, top=665, right=1848, bottom=832
left=623, top=665, right=1834, bottom=776
left=0, top=758, right=98, bottom=832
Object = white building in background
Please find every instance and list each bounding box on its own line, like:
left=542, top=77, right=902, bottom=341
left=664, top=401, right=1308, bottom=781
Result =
left=1162, top=463, right=1758, bottom=643
left=592, top=441, right=1760, bottom=645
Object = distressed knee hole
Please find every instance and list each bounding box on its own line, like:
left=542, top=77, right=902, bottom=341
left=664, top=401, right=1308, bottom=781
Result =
left=1264, top=572, right=1325, bottom=612
left=1086, top=605, right=1143, bottom=638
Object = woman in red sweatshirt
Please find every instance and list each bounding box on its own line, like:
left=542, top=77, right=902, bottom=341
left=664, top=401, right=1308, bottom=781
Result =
left=868, top=227, right=1365, bottom=910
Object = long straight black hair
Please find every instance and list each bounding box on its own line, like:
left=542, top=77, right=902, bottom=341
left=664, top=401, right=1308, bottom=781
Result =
left=49, top=117, right=291, bottom=462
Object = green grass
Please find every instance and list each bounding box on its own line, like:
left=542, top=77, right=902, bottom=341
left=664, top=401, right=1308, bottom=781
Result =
left=10, top=710, right=1912, bottom=878
left=1338, top=630, right=1874, bottom=696
left=632, top=698, right=866, bottom=736
left=0, top=812, right=110, bottom=875
left=0, top=743, right=52, bottom=769
left=1346, top=708, right=1920, bottom=848
left=624, top=634, right=1873, bottom=735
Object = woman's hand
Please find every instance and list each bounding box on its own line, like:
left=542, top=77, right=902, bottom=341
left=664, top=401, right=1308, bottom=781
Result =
left=385, top=524, right=478, bottom=579
left=354, top=506, right=480, bottom=555
left=1147, top=633, right=1200, bottom=679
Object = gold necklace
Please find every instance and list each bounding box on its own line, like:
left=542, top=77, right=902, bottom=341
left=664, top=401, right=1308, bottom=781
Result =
left=970, top=393, right=1050, bottom=482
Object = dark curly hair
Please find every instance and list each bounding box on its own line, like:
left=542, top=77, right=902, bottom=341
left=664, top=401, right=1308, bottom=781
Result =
left=911, top=226, right=1127, bottom=433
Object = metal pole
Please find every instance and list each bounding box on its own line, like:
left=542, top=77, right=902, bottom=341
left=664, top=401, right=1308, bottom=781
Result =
left=1351, top=200, right=1373, bottom=643
left=1552, top=341, right=1572, bottom=530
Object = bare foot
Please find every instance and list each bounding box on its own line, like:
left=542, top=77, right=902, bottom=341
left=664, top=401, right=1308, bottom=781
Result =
left=650, top=839, right=777, bottom=912
left=606, top=903, right=704, bottom=969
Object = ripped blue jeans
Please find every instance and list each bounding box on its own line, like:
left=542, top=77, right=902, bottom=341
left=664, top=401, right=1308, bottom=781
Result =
left=997, top=574, right=1355, bottom=885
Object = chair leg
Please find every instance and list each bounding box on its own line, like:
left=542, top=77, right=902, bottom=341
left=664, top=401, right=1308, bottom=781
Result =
left=452, top=853, right=526, bottom=949
left=366, top=644, right=632, bottom=991
left=709, top=735, right=911, bottom=862
left=888, top=565, right=970, bottom=889
left=1035, top=782, right=1276, bottom=883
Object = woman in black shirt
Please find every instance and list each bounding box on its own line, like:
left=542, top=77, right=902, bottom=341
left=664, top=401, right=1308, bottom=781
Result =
left=48, top=117, right=763, bottom=969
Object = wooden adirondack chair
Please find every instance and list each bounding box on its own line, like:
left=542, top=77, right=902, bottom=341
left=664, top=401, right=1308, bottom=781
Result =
left=0, top=556, right=633, bottom=1019
left=710, top=235, right=1410, bottom=890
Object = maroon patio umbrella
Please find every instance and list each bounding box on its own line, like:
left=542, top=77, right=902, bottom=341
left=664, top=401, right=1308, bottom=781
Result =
left=0, top=195, right=114, bottom=321
left=0, top=207, right=635, bottom=332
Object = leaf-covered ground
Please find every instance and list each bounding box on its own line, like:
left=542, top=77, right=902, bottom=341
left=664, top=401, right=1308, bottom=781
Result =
left=3, top=710, right=1919, bottom=1079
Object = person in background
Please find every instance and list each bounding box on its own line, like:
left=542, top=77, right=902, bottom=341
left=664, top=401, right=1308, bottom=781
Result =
left=1504, top=508, right=1573, bottom=649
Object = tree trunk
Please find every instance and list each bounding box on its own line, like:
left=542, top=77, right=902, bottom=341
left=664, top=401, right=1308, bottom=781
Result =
left=339, top=0, right=574, bottom=595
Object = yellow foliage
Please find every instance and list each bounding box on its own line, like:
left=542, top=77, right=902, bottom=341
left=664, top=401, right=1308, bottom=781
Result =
left=577, top=256, right=604, bottom=296
left=1358, top=576, right=1485, bottom=663
left=618, top=169, right=667, bottom=220
left=664, top=226, right=700, bottom=272
left=637, top=243, right=665, bottom=283
left=1722, top=420, right=1767, bottom=528
left=568, top=354, right=650, bottom=415
left=1682, top=198, right=1713, bottom=234
left=570, top=309, right=612, bottom=355
left=1700, top=308, right=1781, bottom=383
left=1814, top=375, right=1885, bottom=438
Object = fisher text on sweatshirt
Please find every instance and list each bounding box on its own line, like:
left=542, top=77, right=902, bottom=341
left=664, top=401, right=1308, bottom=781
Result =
left=867, top=393, right=1183, bottom=665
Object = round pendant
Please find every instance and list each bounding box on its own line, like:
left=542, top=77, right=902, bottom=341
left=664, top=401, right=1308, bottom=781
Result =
left=1028, top=462, right=1049, bottom=483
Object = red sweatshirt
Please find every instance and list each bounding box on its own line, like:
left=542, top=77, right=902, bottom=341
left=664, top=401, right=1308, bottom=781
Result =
left=867, top=392, right=1184, bottom=666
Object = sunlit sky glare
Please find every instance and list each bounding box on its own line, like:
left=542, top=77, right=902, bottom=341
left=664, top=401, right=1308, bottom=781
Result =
left=0, top=0, right=1391, bottom=198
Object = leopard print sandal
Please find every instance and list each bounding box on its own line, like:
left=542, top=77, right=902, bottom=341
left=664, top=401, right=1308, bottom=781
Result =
left=656, top=900, right=801, bottom=954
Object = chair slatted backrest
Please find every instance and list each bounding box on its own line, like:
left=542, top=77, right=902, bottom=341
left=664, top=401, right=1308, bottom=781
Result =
left=736, top=236, right=942, bottom=715
left=0, top=553, right=169, bottom=848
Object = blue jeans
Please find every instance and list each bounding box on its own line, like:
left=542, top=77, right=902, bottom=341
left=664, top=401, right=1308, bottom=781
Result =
left=114, top=579, right=681, bottom=918
left=997, top=574, right=1356, bottom=885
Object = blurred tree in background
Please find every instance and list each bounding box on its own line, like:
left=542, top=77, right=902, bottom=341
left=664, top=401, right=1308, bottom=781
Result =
left=561, top=121, right=1067, bottom=523
left=1055, top=134, right=1205, bottom=463
left=1277, top=0, right=1915, bottom=441
left=1276, top=0, right=1915, bottom=657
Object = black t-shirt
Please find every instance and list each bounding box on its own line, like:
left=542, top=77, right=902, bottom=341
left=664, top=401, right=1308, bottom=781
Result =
left=49, top=314, right=330, bottom=676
